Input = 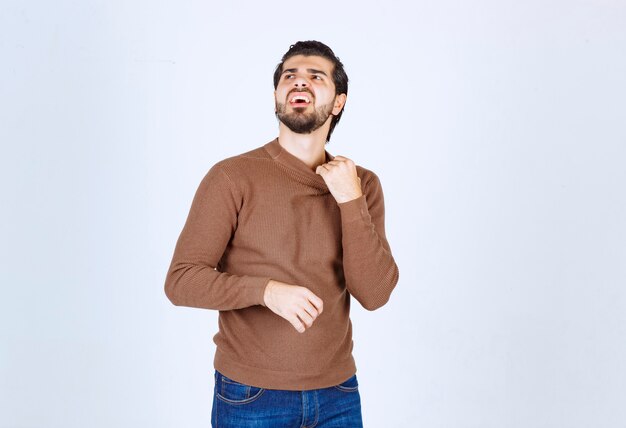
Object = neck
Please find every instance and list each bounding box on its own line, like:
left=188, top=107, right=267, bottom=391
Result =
left=277, top=122, right=330, bottom=171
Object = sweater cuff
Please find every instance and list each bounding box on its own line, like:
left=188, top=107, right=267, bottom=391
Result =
left=337, top=194, right=370, bottom=224
left=251, top=276, right=273, bottom=307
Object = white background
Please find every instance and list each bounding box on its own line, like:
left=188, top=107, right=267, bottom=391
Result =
left=1, top=0, right=625, bottom=427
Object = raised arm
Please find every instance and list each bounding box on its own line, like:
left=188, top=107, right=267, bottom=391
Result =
left=164, top=163, right=272, bottom=310
left=337, top=172, right=400, bottom=311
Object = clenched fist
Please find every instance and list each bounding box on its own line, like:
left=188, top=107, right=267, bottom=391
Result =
left=263, top=279, right=324, bottom=333
left=315, top=155, right=363, bottom=204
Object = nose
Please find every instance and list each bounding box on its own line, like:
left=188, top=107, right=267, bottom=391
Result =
left=292, top=75, right=308, bottom=89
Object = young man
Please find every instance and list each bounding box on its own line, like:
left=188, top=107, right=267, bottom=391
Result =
left=164, top=40, right=399, bottom=427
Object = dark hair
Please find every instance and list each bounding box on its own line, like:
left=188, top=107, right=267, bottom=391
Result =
left=273, top=40, right=348, bottom=143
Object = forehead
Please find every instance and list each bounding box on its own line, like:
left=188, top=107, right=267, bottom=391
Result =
left=282, top=54, right=334, bottom=74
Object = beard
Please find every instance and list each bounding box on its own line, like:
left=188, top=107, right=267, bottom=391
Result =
left=275, top=99, right=335, bottom=134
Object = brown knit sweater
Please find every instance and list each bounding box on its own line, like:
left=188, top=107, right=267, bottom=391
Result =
left=164, top=137, right=399, bottom=390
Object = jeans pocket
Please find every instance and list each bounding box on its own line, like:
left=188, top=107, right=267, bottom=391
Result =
left=215, top=370, right=265, bottom=404
left=333, top=374, right=359, bottom=392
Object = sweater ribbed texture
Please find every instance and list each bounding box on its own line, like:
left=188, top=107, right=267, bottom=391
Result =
left=164, top=137, right=399, bottom=390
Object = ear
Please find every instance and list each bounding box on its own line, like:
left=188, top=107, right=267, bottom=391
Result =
left=332, top=93, right=347, bottom=115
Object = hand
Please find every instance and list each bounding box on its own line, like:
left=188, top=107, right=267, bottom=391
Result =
left=315, top=155, right=363, bottom=204
left=263, top=279, right=324, bottom=333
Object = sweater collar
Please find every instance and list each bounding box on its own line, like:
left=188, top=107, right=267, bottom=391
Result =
left=263, top=137, right=334, bottom=190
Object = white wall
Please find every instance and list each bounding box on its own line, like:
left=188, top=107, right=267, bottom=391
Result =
left=1, top=0, right=625, bottom=427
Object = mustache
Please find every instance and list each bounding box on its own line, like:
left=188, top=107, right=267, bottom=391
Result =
left=288, top=88, right=314, bottom=97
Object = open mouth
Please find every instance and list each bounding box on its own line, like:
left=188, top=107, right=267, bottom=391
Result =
left=288, top=93, right=312, bottom=107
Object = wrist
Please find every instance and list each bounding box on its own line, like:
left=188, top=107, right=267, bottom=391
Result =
left=263, top=280, right=274, bottom=307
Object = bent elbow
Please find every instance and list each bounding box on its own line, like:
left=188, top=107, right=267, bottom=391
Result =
left=362, top=265, right=399, bottom=311
left=164, top=273, right=183, bottom=306
left=362, top=295, right=390, bottom=311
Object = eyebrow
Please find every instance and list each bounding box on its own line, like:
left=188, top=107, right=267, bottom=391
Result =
left=281, top=68, right=328, bottom=77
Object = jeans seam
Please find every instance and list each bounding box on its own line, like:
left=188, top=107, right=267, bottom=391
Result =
left=216, top=388, right=266, bottom=405
left=311, top=391, right=319, bottom=427
left=333, top=383, right=359, bottom=392
left=216, top=371, right=266, bottom=405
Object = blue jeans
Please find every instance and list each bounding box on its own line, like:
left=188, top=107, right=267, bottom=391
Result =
left=211, top=369, right=364, bottom=427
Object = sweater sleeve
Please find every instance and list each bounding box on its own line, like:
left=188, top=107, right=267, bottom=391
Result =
left=164, top=163, right=272, bottom=310
left=337, top=172, right=400, bottom=311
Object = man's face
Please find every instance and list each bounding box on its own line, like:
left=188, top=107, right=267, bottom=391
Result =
left=274, top=54, right=346, bottom=135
